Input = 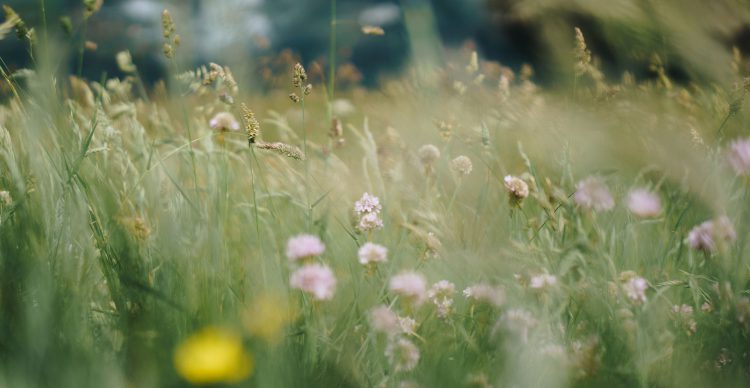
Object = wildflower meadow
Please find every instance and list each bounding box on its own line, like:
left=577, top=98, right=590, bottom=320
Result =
left=1, top=1, right=750, bottom=387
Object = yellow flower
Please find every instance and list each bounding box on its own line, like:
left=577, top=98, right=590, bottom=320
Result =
left=173, top=327, right=253, bottom=385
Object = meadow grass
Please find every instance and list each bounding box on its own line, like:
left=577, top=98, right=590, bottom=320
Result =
left=1, top=3, right=750, bottom=388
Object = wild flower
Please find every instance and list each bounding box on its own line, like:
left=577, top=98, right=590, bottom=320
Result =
left=418, top=144, right=441, bottom=174
left=369, top=305, right=400, bottom=335
left=358, top=242, right=388, bottom=265
left=620, top=272, right=648, bottom=304
left=427, top=280, right=455, bottom=319
left=398, top=316, right=418, bottom=336
left=289, top=264, right=336, bottom=301
left=209, top=112, right=240, bottom=132
left=687, top=221, right=714, bottom=251
left=687, top=216, right=736, bottom=252
left=354, top=193, right=384, bottom=233
left=726, top=138, right=750, bottom=175
left=671, top=304, right=697, bottom=335
left=358, top=212, right=384, bottom=232
left=355, top=192, right=382, bottom=215
left=285, top=234, right=325, bottom=262
left=463, top=284, right=505, bottom=307
left=385, top=337, right=420, bottom=372
left=504, top=175, right=529, bottom=203
left=389, top=271, right=427, bottom=306
left=574, top=176, right=614, bottom=211
left=529, top=274, right=557, bottom=290
left=626, top=188, right=661, bottom=218
left=451, top=155, right=473, bottom=176
left=173, top=327, right=253, bottom=384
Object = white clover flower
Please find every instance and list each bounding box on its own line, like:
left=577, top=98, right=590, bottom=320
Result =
left=418, top=144, right=441, bottom=166
left=463, top=283, right=505, bottom=307
left=354, top=192, right=382, bottom=215
left=621, top=274, right=648, bottom=304
left=529, top=274, right=557, bottom=290
left=209, top=112, right=240, bottom=132
left=687, top=220, right=714, bottom=251
left=727, top=138, right=750, bottom=175
left=358, top=212, right=384, bottom=232
left=687, top=216, right=736, bottom=252
left=427, top=280, right=455, bottom=319
left=385, top=337, right=420, bottom=372
left=626, top=188, right=662, bottom=218
left=398, top=316, right=418, bottom=336
left=672, top=304, right=697, bottom=335
left=369, top=305, right=400, bottom=335
left=389, top=271, right=427, bottom=306
left=358, top=242, right=388, bottom=265
left=451, top=155, right=473, bottom=175
left=574, top=176, right=614, bottom=211
left=290, top=264, right=336, bottom=301
left=672, top=304, right=693, bottom=315
left=354, top=192, right=384, bottom=233
left=504, top=175, right=529, bottom=200
left=427, top=280, right=455, bottom=299
left=285, top=234, right=325, bottom=262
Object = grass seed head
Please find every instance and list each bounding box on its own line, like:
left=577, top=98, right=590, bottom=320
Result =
left=240, top=103, right=260, bottom=144
left=255, top=141, right=305, bottom=160
left=292, top=63, right=307, bottom=88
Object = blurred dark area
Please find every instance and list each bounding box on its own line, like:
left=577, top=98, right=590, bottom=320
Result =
left=1, top=0, right=749, bottom=88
